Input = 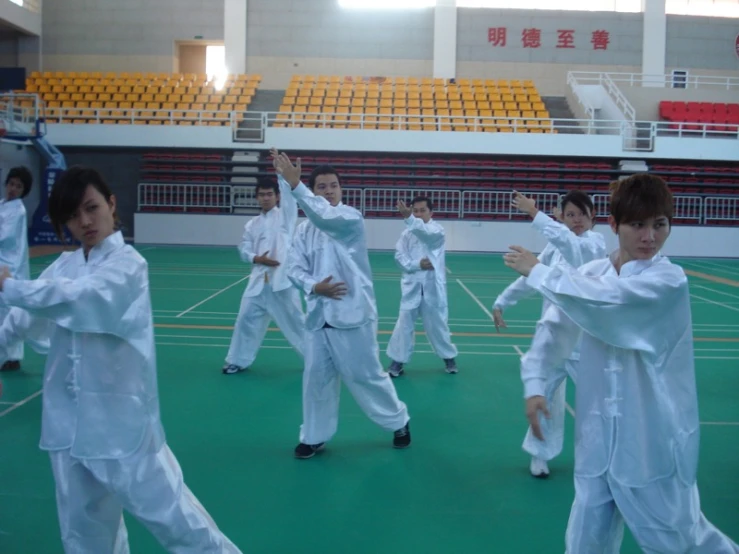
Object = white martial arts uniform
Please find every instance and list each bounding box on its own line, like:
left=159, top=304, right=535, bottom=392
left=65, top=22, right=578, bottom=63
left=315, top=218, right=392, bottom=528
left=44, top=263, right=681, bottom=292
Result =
left=286, top=180, right=409, bottom=445
left=0, top=197, right=30, bottom=363
left=495, top=211, right=606, bottom=462
left=225, top=177, right=304, bottom=369
left=0, top=231, right=241, bottom=554
left=386, top=214, right=457, bottom=367
left=521, top=250, right=739, bottom=553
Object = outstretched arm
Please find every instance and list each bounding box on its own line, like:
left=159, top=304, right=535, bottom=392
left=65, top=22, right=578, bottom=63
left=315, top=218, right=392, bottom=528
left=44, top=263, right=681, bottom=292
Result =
left=0, top=256, right=148, bottom=340
left=505, top=246, right=688, bottom=354
left=273, top=149, right=363, bottom=245
left=531, top=211, right=606, bottom=268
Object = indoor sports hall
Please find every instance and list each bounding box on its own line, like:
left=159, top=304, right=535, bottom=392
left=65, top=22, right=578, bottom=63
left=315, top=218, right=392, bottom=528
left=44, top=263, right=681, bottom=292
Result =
left=0, top=1, right=737, bottom=553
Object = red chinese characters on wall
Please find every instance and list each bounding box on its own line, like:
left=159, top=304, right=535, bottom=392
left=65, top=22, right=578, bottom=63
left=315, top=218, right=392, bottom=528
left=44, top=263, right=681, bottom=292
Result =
left=487, top=27, right=507, bottom=47
left=486, top=28, right=610, bottom=50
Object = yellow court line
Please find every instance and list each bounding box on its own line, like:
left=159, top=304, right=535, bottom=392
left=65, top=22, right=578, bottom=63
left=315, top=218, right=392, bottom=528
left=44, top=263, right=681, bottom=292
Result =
left=685, top=269, right=739, bottom=288
left=154, top=323, right=739, bottom=342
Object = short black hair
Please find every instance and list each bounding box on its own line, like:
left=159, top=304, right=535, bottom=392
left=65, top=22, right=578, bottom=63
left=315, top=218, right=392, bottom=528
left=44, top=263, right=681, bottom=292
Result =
left=411, top=196, right=433, bottom=212
left=49, top=165, right=116, bottom=241
left=5, top=166, right=32, bottom=198
left=610, top=173, right=674, bottom=225
left=560, top=190, right=594, bottom=218
left=309, top=165, right=340, bottom=190
left=255, top=180, right=279, bottom=195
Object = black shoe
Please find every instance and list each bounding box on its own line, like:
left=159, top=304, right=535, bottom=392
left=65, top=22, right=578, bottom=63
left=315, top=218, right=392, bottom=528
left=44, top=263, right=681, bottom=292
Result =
left=294, top=442, right=325, bottom=459
left=444, top=358, right=458, bottom=374
left=387, top=361, right=404, bottom=378
left=222, top=363, right=245, bottom=375
left=0, top=360, right=20, bottom=372
left=393, top=423, right=411, bottom=449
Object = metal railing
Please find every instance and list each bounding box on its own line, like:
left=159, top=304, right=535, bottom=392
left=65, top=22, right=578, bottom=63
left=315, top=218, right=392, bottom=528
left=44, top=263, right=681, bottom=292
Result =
left=137, top=183, right=233, bottom=213
left=568, top=72, right=739, bottom=91
left=138, top=184, right=731, bottom=224
left=567, top=71, right=637, bottom=121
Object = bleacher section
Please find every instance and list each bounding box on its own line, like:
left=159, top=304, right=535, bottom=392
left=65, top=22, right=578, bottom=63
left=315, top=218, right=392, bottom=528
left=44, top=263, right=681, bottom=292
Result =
left=659, top=101, right=739, bottom=133
left=23, top=72, right=261, bottom=125
left=136, top=151, right=739, bottom=225
left=275, top=75, right=554, bottom=132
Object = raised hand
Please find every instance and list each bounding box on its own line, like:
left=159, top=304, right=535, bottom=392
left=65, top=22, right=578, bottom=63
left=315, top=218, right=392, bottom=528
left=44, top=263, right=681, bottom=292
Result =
left=503, top=246, right=539, bottom=277
left=270, top=147, right=302, bottom=188
left=511, top=190, right=538, bottom=218
left=397, top=200, right=412, bottom=219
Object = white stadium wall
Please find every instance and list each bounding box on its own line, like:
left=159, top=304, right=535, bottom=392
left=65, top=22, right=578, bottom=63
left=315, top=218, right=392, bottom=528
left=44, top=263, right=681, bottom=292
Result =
left=134, top=213, right=739, bottom=260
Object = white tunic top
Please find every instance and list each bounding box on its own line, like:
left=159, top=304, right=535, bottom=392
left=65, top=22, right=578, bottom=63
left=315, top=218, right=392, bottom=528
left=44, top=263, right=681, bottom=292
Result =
left=521, top=251, right=700, bottom=488
left=0, top=231, right=166, bottom=459
left=0, top=198, right=30, bottom=280
left=238, top=176, right=298, bottom=296
left=287, top=181, right=377, bottom=332
left=395, top=215, right=448, bottom=310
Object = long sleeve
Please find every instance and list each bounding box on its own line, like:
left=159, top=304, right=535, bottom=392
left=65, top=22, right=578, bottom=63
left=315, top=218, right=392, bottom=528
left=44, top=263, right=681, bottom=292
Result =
left=287, top=228, right=317, bottom=296
left=394, top=233, right=420, bottom=273
left=291, top=182, right=363, bottom=245
left=526, top=261, right=689, bottom=354
left=277, top=175, right=299, bottom=235
left=404, top=214, right=445, bottom=250
left=0, top=203, right=27, bottom=276
left=494, top=246, right=553, bottom=310
left=238, top=221, right=256, bottom=264
left=521, top=304, right=582, bottom=398
left=0, top=257, right=147, bottom=340
left=531, top=211, right=606, bottom=268
left=0, top=305, right=51, bottom=361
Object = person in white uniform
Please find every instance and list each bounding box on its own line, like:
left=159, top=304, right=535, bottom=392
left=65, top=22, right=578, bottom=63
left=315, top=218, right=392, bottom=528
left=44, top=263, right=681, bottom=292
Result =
left=494, top=189, right=606, bottom=479
left=504, top=174, right=739, bottom=554
left=222, top=151, right=304, bottom=374
left=0, top=166, right=33, bottom=372
left=271, top=150, right=411, bottom=459
left=386, top=196, right=458, bottom=377
left=0, top=166, right=242, bottom=553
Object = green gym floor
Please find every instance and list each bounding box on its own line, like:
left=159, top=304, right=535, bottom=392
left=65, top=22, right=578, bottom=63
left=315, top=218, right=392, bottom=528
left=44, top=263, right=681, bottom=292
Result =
left=1, top=248, right=738, bottom=553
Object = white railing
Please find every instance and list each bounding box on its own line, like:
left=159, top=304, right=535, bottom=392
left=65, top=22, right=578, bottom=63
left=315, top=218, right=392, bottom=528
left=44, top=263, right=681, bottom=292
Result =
left=565, top=72, right=595, bottom=120
left=704, top=196, right=739, bottom=224
left=567, top=71, right=636, bottom=121
left=138, top=184, right=732, bottom=224
left=0, top=93, right=43, bottom=135
left=579, top=72, right=739, bottom=91
left=137, top=183, right=233, bottom=213
left=38, top=106, right=235, bottom=126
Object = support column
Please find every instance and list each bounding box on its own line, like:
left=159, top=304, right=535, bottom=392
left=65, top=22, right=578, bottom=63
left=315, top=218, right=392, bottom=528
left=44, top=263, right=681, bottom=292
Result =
left=641, top=0, right=666, bottom=86
left=433, top=0, right=457, bottom=80
left=225, top=0, right=247, bottom=75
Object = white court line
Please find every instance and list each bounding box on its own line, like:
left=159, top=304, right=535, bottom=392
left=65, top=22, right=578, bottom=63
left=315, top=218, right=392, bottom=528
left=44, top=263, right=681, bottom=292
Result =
left=694, top=285, right=739, bottom=301
left=456, top=279, right=495, bottom=323
left=513, top=344, right=590, bottom=419
left=445, top=265, right=452, bottom=274
left=0, top=401, right=15, bottom=405
left=175, top=275, right=250, bottom=318
left=136, top=246, right=156, bottom=253
left=690, top=293, right=739, bottom=314
left=0, top=389, right=42, bottom=418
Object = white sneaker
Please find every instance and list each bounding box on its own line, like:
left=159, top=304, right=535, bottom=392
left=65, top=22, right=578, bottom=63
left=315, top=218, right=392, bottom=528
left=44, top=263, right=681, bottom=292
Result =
left=530, top=456, right=550, bottom=478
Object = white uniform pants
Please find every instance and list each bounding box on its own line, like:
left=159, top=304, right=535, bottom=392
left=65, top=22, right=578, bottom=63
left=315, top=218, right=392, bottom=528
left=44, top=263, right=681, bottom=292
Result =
left=300, top=322, right=410, bottom=445
left=226, top=283, right=304, bottom=368
left=0, top=303, right=23, bottom=361
left=48, top=439, right=242, bottom=553
left=522, top=359, right=577, bottom=461
left=386, top=299, right=458, bottom=364
left=566, top=472, right=739, bottom=553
